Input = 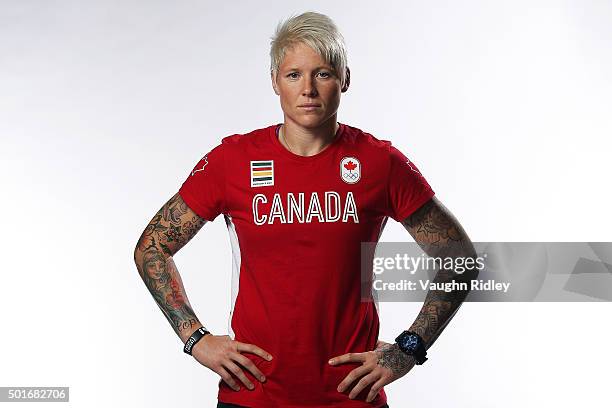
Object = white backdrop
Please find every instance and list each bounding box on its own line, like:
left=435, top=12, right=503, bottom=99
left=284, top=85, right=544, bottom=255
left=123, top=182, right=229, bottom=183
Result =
left=1, top=0, right=611, bottom=407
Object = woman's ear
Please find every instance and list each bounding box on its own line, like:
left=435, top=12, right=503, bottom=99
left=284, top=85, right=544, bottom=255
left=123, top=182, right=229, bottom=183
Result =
left=271, top=71, right=280, bottom=95
left=341, top=67, right=351, bottom=92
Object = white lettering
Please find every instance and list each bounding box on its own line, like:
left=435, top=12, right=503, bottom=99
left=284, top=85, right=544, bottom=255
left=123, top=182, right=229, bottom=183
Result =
left=252, top=194, right=267, bottom=225
left=324, top=191, right=341, bottom=222
left=268, top=193, right=287, bottom=224
left=342, top=191, right=359, bottom=223
left=252, top=191, right=359, bottom=225
left=287, top=192, right=304, bottom=223
left=306, top=192, right=324, bottom=223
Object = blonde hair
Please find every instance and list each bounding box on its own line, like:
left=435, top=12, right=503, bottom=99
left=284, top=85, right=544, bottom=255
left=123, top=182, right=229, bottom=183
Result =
left=270, top=11, right=348, bottom=88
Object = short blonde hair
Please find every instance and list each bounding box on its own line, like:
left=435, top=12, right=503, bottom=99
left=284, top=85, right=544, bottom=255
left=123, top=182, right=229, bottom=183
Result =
left=270, top=11, right=348, bottom=88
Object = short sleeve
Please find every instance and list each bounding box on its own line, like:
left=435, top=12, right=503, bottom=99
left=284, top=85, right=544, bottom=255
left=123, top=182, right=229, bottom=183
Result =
left=178, top=142, right=226, bottom=222
left=386, top=144, right=435, bottom=222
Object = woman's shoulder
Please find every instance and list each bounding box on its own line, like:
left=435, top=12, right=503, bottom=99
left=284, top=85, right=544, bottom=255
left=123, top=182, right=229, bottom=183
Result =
left=215, top=123, right=276, bottom=147
left=341, top=122, right=393, bottom=151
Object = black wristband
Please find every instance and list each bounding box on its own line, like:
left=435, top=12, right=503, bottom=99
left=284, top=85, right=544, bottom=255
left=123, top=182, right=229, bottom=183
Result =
left=183, top=327, right=211, bottom=355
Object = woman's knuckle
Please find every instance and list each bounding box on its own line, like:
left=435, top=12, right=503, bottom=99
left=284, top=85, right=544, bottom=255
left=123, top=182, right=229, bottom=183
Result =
left=357, top=376, right=370, bottom=387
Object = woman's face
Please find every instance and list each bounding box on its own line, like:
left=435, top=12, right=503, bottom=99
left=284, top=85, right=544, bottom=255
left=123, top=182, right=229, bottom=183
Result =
left=272, top=42, right=349, bottom=129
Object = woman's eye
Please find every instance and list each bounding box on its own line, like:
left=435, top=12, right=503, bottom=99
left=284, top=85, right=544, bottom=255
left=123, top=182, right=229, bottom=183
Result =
left=287, top=72, right=331, bottom=79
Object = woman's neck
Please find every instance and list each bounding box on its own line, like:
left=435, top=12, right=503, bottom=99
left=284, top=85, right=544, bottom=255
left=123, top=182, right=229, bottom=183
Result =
left=279, top=118, right=339, bottom=157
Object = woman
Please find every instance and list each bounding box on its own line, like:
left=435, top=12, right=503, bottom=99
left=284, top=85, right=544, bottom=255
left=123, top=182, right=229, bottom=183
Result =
left=134, top=11, right=476, bottom=408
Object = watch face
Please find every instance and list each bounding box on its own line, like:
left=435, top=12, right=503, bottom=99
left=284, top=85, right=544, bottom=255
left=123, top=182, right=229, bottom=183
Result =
left=396, top=331, right=427, bottom=364
left=398, top=332, right=421, bottom=352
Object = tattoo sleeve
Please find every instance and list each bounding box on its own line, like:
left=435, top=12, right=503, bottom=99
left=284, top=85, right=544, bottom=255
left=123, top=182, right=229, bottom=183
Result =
left=133, top=192, right=208, bottom=342
left=376, top=342, right=415, bottom=378
left=401, top=196, right=479, bottom=349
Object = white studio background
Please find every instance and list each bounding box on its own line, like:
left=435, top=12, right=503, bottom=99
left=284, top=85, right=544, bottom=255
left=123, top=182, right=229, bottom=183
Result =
left=1, top=1, right=610, bottom=407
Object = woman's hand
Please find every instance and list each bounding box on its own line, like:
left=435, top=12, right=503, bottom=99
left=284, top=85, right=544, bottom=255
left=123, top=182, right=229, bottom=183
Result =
left=329, top=340, right=415, bottom=403
left=191, top=334, right=273, bottom=391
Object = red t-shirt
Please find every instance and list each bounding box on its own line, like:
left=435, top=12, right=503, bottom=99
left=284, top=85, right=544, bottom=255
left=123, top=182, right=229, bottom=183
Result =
left=178, top=123, right=435, bottom=408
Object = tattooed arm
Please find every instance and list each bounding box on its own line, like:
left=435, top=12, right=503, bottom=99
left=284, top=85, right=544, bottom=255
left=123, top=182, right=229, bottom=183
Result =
left=400, top=196, right=478, bottom=349
left=133, top=193, right=273, bottom=391
left=331, top=197, right=478, bottom=403
left=133, top=192, right=207, bottom=343
left=372, top=197, right=478, bottom=381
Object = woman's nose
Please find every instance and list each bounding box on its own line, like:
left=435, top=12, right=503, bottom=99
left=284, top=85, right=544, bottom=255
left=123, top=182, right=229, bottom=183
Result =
left=302, top=77, right=318, bottom=96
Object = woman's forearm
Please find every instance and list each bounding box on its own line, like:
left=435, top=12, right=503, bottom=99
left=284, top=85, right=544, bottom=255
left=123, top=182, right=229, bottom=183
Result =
left=134, top=249, right=204, bottom=343
left=407, top=256, right=478, bottom=349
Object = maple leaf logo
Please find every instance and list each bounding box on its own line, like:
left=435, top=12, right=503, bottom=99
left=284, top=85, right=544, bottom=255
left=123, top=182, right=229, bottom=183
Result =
left=191, top=155, right=209, bottom=176
left=343, top=160, right=357, bottom=172
left=405, top=159, right=421, bottom=174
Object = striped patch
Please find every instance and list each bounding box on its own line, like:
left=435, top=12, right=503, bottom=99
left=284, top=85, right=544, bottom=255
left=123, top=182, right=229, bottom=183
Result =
left=251, top=160, right=274, bottom=187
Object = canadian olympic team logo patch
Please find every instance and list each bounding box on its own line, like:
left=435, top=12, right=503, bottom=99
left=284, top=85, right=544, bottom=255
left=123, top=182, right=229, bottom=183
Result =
left=340, top=157, right=361, bottom=184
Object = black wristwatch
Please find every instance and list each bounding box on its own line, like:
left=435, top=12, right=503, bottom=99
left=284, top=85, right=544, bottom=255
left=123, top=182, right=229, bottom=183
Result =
left=183, top=326, right=211, bottom=355
left=395, top=330, right=428, bottom=365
